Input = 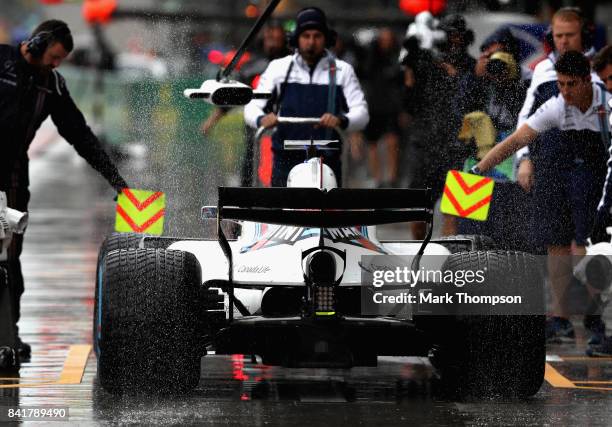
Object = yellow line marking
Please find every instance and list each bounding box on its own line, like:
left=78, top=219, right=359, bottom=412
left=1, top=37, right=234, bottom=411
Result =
left=574, top=386, right=612, bottom=392
left=0, top=345, right=91, bottom=389
left=545, top=363, right=612, bottom=392
left=544, top=363, right=576, bottom=388
left=0, top=381, right=56, bottom=389
left=557, top=356, right=612, bottom=361
left=57, top=345, right=91, bottom=384
left=573, top=381, right=612, bottom=384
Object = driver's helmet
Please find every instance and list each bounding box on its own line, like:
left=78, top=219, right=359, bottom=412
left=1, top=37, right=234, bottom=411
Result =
left=287, top=158, right=338, bottom=190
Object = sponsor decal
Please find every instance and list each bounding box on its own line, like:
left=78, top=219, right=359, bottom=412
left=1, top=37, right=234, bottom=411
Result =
left=237, top=265, right=271, bottom=274
left=240, top=226, right=386, bottom=254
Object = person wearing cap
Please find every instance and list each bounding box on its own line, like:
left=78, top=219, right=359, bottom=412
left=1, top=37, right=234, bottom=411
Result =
left=479, top=51, right=527, bottom=138
left=437, top=14, right=476, bottom=77
left=244, top=7, right=369, bottom=186
left=476, top=26, right=532, bottom=83
left=430, top=14, right=481, bottom=236
left=437, top=15, right=482, bottom=118
left=0, top=20, right=128, bottom=362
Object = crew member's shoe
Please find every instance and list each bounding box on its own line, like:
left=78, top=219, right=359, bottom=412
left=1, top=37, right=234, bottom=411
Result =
left=586, top=336, right=612, bottom=357
left=584, top=315, right=606, bottom=346
left=0, top=346, right=18, bottom=370
left=546, top=317, right=575, bottom=343
left=16, top=338, right=31, bottom=361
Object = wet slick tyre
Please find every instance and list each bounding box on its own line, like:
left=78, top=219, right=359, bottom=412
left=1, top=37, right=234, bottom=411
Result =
left=434, top=251, right=545, bottom=399
left=94, top=233, right=144, bottom=356
left=98, top=249, right=201, bottom=395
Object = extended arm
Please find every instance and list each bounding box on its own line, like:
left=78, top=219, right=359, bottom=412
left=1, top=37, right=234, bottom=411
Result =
left=200, top=107, right=230, bottom=135
left=475, top=124, right=538, bottom=173
left=50, top=74, right=127, bottom=192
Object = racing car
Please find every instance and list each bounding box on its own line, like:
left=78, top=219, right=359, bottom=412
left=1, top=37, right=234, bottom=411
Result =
left=93, top=115, right=545, bottom=398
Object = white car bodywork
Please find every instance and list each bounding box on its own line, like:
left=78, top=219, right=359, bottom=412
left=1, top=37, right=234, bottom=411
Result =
left=169, top=157, right=451, bottom=317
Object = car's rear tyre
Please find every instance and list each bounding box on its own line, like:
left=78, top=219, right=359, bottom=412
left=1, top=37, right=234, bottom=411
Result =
left=93, top=233, right=144, bottom=356
left=98, top=249, right=202, bottom=395
left=434, top=234, right=497, bottom=253
left=433, top=251, right=545, bottom=398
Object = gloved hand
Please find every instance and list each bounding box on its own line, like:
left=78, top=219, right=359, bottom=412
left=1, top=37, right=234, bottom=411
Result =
left=113, top=179, right=128, bottom=202
left=590, top=209, right=612, bottom=244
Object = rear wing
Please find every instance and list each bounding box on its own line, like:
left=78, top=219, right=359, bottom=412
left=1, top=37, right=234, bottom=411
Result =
left=214, top=187, right=433, bottom=227
left=212, top=187, right=434, bottom=321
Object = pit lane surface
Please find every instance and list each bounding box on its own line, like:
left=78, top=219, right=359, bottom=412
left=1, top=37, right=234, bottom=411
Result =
left=1, top=139, right=611, bottom=425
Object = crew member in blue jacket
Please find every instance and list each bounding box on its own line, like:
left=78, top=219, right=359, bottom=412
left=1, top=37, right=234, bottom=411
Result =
left=244, top=7, right=369, bottom=186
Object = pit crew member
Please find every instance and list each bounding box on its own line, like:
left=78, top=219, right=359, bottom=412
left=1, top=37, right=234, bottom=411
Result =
left=512, top=7, right=603, bottom=343
left=515, top=7, right=600, bottom=190
left=592, top=45, right=612, bottom=93
left=244, top=6, right=369, bottom=186
left=0, top=20, right=128, bottom=360
left=471, top=51, right=611, bottom=344
left=585, top=48, right=612, bottom=356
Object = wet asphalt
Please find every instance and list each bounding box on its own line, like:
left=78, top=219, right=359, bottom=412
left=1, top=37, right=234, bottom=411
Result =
left=0, top=138, right=611, bottom=426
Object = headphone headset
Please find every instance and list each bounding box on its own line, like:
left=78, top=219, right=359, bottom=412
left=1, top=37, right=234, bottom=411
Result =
left=544, top=6, right=594, bottom=51
left=26, top=23, right=71, bottom=58
left=287, top=7, right=337, bottom=49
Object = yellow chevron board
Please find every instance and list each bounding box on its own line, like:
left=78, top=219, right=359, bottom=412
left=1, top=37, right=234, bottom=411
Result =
left=115, top=189, right=165, bottom=235
left=440, top=170, right=495, bottom=222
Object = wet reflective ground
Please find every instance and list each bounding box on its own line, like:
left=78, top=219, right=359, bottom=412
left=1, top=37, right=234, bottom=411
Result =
left=1, top=140, right=611, bottom=425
